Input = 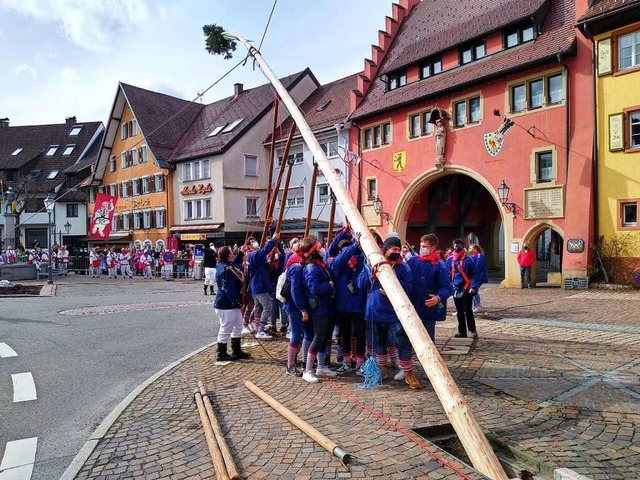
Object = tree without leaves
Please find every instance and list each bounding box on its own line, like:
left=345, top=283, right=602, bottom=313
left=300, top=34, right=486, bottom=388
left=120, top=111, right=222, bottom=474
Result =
left=203, top=24, right=237, bottom=60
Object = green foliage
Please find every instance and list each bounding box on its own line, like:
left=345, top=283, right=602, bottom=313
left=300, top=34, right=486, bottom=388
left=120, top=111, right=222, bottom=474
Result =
left=203, top=24, right=237, bottom=60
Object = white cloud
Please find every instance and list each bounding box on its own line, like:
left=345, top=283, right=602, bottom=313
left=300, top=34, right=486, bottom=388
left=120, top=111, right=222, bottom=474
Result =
left=158, top=5, right=167, bottom=19
left=58, top=67, right=77, bottom=81
left=15, top=64, right=37, bottom=78
left=0, top=0, right=150, bottom=53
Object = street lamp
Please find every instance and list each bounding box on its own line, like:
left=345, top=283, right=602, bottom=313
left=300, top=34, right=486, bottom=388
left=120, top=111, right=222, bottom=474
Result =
left=44, top=194, right=55, bottom=284
left=60, top=220, right=71, bottom=244
left=373, top=196, right=383, bottom=215
left=497, top=180, right=516, bottom=217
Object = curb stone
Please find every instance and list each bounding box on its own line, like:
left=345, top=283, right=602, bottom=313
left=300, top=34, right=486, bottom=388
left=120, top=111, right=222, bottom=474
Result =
left=58, top=342, right=216, bottom=480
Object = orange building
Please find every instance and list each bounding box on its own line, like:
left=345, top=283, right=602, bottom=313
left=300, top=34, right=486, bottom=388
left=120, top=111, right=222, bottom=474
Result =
left=88, top=83, right=201, bottom=251
left=349, top=0, right=594, bottom=288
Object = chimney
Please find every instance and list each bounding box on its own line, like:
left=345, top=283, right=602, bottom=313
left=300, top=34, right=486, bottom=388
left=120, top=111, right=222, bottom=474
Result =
left=0, top=118, right=9, bottom=127
left=65, top=116, right=77, bottom=125
left=233, top=83, right=243, bottom=97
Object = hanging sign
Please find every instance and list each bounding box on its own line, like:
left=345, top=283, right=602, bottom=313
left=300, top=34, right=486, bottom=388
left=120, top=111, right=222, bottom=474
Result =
left=180, top=183, right=213, bottom=195
left=392, top=151, right=406, bottom=172
left=484, top=117, right=515, bottom=157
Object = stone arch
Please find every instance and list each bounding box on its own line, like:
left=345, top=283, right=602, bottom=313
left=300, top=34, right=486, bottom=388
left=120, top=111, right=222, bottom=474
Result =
left=522, top=221, right=565, bottom=287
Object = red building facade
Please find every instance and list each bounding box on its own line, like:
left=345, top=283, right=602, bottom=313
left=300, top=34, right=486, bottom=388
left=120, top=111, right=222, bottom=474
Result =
left=349, top=0, right=594, bottom=287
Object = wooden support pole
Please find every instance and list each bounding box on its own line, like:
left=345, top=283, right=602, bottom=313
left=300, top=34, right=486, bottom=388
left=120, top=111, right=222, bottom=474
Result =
left=276, top=157, right=295, bottom=236
left=194, top=390, right=230, bottom=480
left=326, top=192, right=337, bottom=246
left=304, top=163, right=319, bottom=238
left=261, top=98, right=280, bottom=245
left=198, top=382, right=241, bottom=480
left=245, top=381, right=350, bottom=464
left=267, top=125, right=297, bottom=220
left=227, top=32, right=509, bottom=480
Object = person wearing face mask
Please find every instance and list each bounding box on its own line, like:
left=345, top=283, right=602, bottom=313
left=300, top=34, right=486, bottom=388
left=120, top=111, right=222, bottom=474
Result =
left=407, top=234, right=452, bottom=344
left=517, top=242, right=535, bottom=289
left=446, top=238, right=480, bottom=338
left=357, top=234, right=421, bottom=389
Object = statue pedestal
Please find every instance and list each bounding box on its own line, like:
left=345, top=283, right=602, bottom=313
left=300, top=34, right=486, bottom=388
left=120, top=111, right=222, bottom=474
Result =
left=2, top=213, right=17, bottom=249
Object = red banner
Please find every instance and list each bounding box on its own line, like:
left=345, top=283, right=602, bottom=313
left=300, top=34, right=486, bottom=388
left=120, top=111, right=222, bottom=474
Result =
left=89, top=193, right=118, bottom=240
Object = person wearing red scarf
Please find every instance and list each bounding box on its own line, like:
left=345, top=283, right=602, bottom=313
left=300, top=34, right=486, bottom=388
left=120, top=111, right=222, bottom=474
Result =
left=445, top=238, right=480, bottom=338
left=407, top=234, right=453, bottom=344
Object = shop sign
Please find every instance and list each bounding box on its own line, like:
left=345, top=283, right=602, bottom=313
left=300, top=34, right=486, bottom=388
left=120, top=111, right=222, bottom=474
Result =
left=181, top=233, right=207, bottom=241
left=181, top=183, right=213, bottom=196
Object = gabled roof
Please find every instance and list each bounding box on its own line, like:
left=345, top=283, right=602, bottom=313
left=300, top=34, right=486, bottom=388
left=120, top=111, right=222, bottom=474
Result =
left=0, top=121, right=103, bottom=193
left=121, top=83, right=205, bottom=164
left=380, top=0, right=551, bottom=75
left=577, top=0, right=640, bottom=35
left=352, top=0, right=575, bottom=120
left=170, top=69, right=317, bottom=162
left=272, top=73, right=359, bottom=141
left=63, top=129, right=104, bottom=174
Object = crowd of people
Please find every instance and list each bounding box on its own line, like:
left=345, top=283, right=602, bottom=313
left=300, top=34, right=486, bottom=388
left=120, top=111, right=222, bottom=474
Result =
left=210, top=223, right=490, bottom=389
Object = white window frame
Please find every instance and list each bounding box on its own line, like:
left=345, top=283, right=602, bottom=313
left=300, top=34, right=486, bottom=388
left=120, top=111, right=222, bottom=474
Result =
left=317, top=184, right=330, bottom=205
left=278, top=186, right=305, bottom=209
left=69, top=125, right=83, bottom=136
left=122, top=212, right=130, bottom=230
left=618, top=30, right=640, bottom=71
left=276, top=151, right=304, bottom=168
left=131, top=148, right=138, bottom=166
left=154, top=174, right=164, bottom=192
left=109, top=184, right=117, bottom=197
left=121, top=153, right=127, bottom=169
left=46, top=145, right=58, bottom=156
left=184, top=199, right=212, bottom=220
left=132, top=178, right=140, bottom=196
left=143, top=210, right=152, bottom=229
left=62, top=144, right=75, bottom=156
left=11, top=148, right=23, bottom=155
left=221, top=118, right=244, bottom=133
left=121, top=181, right=129, bottom=198
left=155, top=209, right=164, bottom=229
left=141, top=176, right=150, bottom=194
left=121, top=123, right=128, bottom=140
left=320, top=139, right=339, bottom=158
left=132, top=211, right=141, bottom=229
left=47, top=171, right=59, bottom=179
left=109, top=156, right=116, bottom=172
left=130, top=119, right=138, bottom=137
left=244, top=154, right=258, bottom=177
left=139, top=145, right=147, bottom=163
left=245, top=196, right=259, bottom=217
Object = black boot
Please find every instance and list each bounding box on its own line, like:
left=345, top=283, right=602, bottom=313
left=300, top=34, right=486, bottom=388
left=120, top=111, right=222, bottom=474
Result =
left=203, top=284, right=208, bottom=295
left=216, top=342, right=231, bottom=361
left=230, top=337, right=251, bottom=360
left=209, top=285, right=214, bottom=295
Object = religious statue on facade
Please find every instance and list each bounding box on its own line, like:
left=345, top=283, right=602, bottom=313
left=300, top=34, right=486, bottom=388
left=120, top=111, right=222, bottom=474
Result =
left=4, top=187, right=16, bottom=214
left=434, top=119, right=446, bottom=169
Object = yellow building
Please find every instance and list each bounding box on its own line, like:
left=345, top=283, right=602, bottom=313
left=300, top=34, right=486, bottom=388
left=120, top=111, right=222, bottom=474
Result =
left=88, top=83, right=202, bottom=251
left=579, top=2, right=640, bottom=284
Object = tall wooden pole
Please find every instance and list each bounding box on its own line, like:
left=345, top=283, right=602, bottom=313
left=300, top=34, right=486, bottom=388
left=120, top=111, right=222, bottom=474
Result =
left=325, top=192, right=337, bottom=246
left=226, top=32, right=508, bottom=480
left=304, top=163, right=318, bottom=238
left=261, top=98, right=280, bottom=246
left=276, top=157, right=295, bottom=236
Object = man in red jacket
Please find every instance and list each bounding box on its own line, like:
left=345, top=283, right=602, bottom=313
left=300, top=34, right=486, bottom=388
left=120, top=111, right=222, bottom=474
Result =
left=517, top=242, right=536, bottom=289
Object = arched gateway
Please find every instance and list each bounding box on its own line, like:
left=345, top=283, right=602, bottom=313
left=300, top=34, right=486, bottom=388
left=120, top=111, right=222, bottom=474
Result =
left=392, top=166, right=519, bottom=286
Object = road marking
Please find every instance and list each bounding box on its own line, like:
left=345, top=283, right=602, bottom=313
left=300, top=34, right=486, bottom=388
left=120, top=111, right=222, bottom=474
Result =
left=0, top=343, right=18, bottom=358
left=0, top=437, right=37, bottom=479
left=11, top=373, right=37, bottom=402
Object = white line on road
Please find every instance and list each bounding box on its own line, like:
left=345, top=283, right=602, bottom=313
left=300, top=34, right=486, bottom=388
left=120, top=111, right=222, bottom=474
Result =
left=0, top=343, right=18, bottom=358
left=11, top=373, right=37, bottom=402
left=0, top=437, right=38, bottom=480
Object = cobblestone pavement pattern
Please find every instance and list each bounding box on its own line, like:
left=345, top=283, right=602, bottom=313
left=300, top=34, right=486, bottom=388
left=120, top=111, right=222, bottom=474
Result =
left=74, top=287, right=640, bottom=479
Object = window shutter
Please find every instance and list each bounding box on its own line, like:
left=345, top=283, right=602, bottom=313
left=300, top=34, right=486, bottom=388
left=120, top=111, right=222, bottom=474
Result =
left=160, top=175, right=165, bottom=191
left=149, top=211, right=155, bottom=229
left=138, top=147, right=143, bottom=163
left=149, top=175, right=155, bottom=193
left=127, top=181, right=133, bottom=197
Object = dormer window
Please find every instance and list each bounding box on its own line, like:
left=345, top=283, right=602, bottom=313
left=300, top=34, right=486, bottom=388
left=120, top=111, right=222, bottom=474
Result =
left=62, top=144, right=75, bottom=156
left=459, top=40, right=486, bottom=65
left=11, top=148, right=23, bottom=155
left=387, top=69, right=407, bottom=91
left=46, top=145, right=58, bottom=156
left=69, top=125, right=83, bottom=136
left=504, top=22, right=535, bottom=49
left=420, top=56, right=442, bottom=79
left=47, top=170, right=59, bottom=179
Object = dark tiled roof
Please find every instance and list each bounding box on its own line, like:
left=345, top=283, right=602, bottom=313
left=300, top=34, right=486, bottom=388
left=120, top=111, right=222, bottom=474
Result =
left=380, top=0, right=550, bottom=75
left=578, top=0, right=640, bottom=22
left=120, top=83, right=205, bottom=164
left=0, top=121, right=103, bottom=194
left=273, top=73, right=359, bottom=140
left=352, top=0, right=575, bottom=120
left=64, top=130, right=104, bottom=173
left=170, top=69, right=315, bottom=162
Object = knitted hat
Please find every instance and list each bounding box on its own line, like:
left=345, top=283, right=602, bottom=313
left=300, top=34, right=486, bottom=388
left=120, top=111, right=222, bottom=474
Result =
left=289, top=237, right=300, bottom=248
left=382, top=236, right=402, bottom=251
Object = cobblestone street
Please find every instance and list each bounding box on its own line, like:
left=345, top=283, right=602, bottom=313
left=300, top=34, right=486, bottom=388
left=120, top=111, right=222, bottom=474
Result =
left=72, top=287, right=640, bottom=479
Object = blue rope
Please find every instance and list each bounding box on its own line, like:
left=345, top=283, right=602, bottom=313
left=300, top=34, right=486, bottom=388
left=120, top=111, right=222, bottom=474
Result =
left=357, top=356, right=383, bottom=389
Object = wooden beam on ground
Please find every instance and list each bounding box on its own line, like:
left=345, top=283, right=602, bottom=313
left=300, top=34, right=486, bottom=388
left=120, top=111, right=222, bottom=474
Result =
left=194, top=389, right=230, bottom=480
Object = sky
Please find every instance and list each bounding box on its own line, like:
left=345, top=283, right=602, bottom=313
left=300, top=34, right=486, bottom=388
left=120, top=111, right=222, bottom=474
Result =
left=0, top=0, right=393, bottom=127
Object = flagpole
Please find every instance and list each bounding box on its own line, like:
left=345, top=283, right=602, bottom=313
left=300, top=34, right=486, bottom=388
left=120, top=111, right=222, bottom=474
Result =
left=225, top=32, right=508, bottom=480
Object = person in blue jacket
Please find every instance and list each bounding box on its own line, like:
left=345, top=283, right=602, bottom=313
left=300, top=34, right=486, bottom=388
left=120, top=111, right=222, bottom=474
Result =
left=407, top=233, right=453, bottom=343
left=357, top=234, right=421, bottom=389
left=246, top=232, right=279, bottom=339
left=446, top=238, right=480, bottom=339
left=299, top=236, right=335, bottom=383
left=469, top=243, right=488, bottom=313
left=281, top=247, right=310, bottom=377
left=214, top=246, right=251, bottom=361
left=329, top=230, right=366, bottom=374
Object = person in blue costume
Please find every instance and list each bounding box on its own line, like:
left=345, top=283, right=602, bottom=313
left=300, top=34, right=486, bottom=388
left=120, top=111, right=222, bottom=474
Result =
left=407, top=233, right=453, bottom=343
left=446, top=238, right=480, bottom=339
